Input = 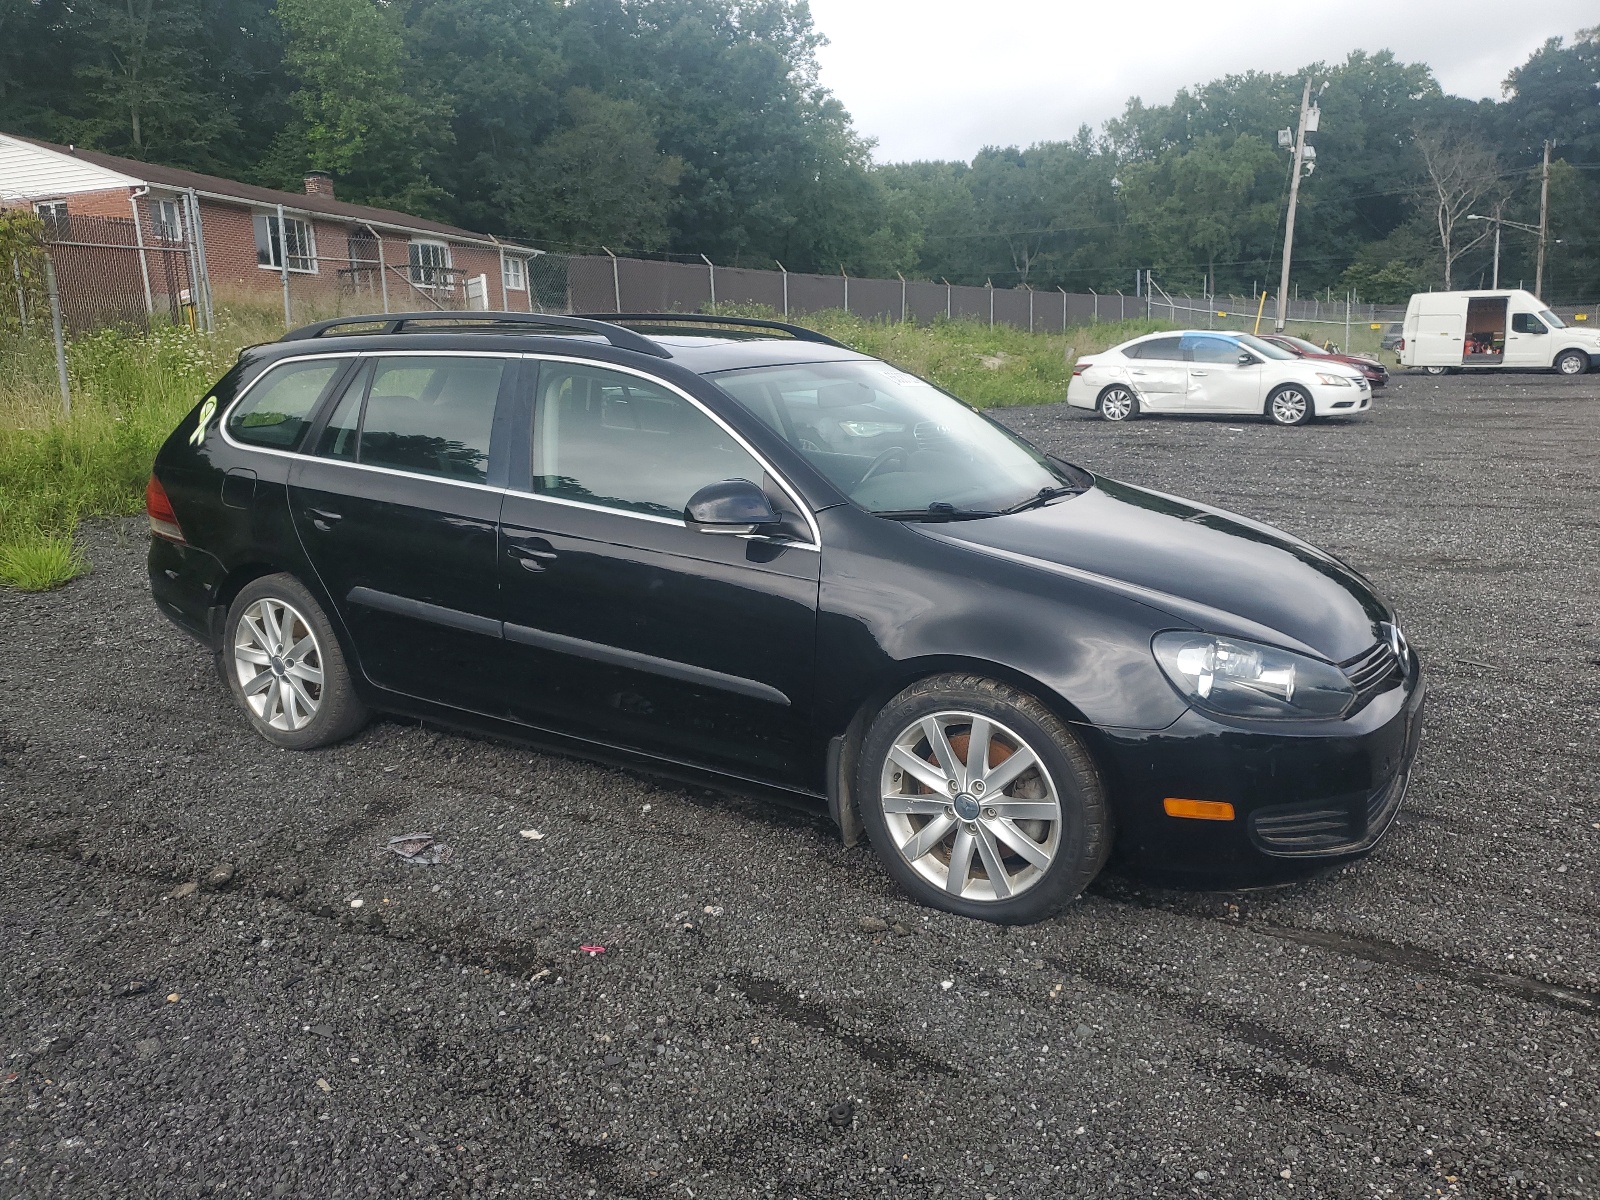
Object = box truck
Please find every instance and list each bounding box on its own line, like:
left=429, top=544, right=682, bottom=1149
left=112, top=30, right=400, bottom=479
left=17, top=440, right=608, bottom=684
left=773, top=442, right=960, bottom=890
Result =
left=1399, top=290, right=1598, bottom=375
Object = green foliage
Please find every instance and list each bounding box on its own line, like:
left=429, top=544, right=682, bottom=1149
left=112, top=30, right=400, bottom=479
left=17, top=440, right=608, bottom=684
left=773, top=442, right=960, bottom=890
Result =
left=0, top=209, right=46, bottom=335
left=0, top=535, right=85, bottom=591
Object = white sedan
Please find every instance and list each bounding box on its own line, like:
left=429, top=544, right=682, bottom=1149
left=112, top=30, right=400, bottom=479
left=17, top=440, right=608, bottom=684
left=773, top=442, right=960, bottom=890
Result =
left=1066, top=330, right=1371, bottom=426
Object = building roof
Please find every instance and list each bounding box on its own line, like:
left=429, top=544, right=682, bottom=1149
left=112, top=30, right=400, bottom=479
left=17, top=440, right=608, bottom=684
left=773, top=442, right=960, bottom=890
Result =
left=0, top=132, right=531, bottom=249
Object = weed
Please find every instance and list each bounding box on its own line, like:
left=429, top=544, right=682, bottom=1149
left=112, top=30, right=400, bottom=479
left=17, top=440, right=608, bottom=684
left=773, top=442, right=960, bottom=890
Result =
left=0, top=534, right=86, bottom=590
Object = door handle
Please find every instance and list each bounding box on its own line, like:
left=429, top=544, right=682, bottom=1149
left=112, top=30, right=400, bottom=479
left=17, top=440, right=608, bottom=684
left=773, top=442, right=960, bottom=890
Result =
left=1130, top=370, right=1149, bottom=376
left=507, top=541, right=558, bottom=572
left=1189, top=370, right=1209, bottom=376
left=305, top=508, right=342, bottom=532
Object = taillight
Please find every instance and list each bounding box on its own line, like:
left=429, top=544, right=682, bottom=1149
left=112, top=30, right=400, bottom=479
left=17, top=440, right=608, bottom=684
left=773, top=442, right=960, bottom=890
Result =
left=1071, top=362, right=1089, bottom=376
left=146, top=474, right=186, bottom=543
left=1397, top=338, right=1405, bottom=351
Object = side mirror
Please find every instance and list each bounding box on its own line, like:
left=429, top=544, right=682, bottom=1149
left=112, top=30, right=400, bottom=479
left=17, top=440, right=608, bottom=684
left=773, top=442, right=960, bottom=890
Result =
left=685, top=478, right=780, bottom=535
left=1237, top=351, right=1259, bottom=366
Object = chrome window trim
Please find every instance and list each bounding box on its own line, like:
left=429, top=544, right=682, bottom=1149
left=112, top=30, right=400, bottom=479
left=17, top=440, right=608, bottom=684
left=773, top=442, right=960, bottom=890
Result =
left=217, top=349, right=823, bottom=550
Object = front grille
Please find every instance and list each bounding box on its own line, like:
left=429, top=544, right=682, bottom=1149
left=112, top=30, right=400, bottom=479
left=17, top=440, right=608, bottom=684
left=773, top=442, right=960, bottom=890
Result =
left=1342, top=641, right=1403, bottom=708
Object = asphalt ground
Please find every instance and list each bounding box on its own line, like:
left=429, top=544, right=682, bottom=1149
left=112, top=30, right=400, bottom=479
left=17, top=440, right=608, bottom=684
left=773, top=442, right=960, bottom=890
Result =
left=2, top=369, right=1598, bottom=1200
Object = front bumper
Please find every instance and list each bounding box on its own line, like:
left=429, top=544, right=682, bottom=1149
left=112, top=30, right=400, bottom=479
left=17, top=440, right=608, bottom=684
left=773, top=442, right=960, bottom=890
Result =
left=1316, top=376, right=1372, bottom=414
left=1092, top=657, right=1424, bottom=879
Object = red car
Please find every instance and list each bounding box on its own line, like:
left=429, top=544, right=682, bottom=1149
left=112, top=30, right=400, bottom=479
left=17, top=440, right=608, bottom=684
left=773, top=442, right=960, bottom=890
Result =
left=1259, top=334, right=1389, bottom=389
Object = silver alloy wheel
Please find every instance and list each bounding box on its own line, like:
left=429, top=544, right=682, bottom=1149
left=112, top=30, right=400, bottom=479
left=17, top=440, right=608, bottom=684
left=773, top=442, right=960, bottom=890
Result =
left=232, top=597, right=324, bottom=731
left=1271, top=388, right=1309, bottom=424
left=1424, top=365, right=1450, bottom=376
left=1100, top=388, right=1135, bottom=421
left=1557, top=352, right=1586, bottom=375
left=878, top=711, right=1062, bottom=902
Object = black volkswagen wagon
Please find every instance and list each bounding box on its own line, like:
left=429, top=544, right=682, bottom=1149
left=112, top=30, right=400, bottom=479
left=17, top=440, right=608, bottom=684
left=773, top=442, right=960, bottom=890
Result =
left=148, top=312, right=1424, bottom=923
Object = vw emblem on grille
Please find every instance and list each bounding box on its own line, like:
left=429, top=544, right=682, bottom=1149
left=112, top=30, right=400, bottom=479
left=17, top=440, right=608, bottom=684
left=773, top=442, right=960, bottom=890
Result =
left=1379, top=621, right=1409, bottom=674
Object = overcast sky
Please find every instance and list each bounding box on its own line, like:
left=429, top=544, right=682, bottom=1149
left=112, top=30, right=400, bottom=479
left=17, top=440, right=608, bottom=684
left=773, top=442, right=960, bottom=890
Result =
left=806, top=0, right=1596, bottom=163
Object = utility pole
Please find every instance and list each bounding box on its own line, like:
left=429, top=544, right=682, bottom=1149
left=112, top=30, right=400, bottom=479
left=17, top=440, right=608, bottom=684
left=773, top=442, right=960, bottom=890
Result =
left=1275, top=78, right=1314, bottom=332
left=1535, top=139, right=1551, bottom=301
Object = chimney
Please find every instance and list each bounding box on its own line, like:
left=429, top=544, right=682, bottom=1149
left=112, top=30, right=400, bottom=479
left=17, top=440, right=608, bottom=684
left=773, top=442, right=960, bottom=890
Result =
left=304, top=171, right=334, bottom=198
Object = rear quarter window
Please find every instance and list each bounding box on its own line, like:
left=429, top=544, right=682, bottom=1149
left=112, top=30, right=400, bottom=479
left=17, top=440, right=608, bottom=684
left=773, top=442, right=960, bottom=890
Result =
left=226, top=358, right=349, bottom=449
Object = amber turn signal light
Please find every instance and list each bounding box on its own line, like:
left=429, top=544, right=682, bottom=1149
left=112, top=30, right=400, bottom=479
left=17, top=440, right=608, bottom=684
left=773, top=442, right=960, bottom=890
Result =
left=1163, top=797, right=1236, bottom=821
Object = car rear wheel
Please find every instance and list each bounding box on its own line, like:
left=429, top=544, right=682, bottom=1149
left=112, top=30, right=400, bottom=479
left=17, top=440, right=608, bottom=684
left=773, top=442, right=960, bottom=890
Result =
left=1098, top=386, right=1138, bottom=422
left=1555, top=349, right=1590, bottom=376
left=857, top=674, right=1111, bottom=924
left=222, top=574, right=368, bottom=750
left=1423, top=365, right=1453, bottom=376
left=1266, top=385, right=1312, bottom=426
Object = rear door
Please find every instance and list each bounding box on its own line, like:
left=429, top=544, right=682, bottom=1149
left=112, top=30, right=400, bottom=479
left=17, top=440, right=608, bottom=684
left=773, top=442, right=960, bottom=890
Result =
left=288, top=353, right=514, bottom=711
left=495, top=358, right=821, bottom=786
left=1124, top=336, right=1187, bottom=410
left=1180, top=334, right=1262, bottom=412
left=1414, top=305, right=1465, bottom=365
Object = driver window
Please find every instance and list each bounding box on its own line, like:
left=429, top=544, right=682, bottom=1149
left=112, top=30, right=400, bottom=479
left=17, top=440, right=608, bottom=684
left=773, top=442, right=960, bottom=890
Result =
left=1181, top=335, right=1241, bottom=364
left=1512, top=312, right=1547, bottom=334
left=533, top=364, right=763, bottom=519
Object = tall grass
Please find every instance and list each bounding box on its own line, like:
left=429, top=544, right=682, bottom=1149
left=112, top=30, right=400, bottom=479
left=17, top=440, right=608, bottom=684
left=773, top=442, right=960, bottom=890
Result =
left=0, top=302, right=1174, bottom=591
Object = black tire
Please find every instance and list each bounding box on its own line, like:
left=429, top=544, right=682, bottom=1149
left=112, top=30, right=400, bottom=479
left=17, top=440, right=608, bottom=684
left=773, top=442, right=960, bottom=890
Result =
left=1097, top=385, right=1139, bottom=422
left=221, top=573, right=368, bottom=749
left=1423, top=365, right=1452, bottom=376
left=1555, top=349, right=1590, bottom=376
left=856, top=673, right=1112, bottom=924
left=1265, top=384, right=1313, bottom=426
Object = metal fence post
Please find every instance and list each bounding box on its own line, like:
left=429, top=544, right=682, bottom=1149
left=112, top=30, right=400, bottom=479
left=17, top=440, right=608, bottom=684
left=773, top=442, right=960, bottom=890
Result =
left=43, top=255, right=70, bottom=415
left=840, top=266, right=848, bottom=314
left=1087, top=288, right=1096, bottom=323
left=776, top=261, right=788, bottom=316
left=1345, top=290, right=1352, bottom=351
left=898, top=272, right=906, bottom=322
left=13, top=254, right=30, bottom=330
left=128, top=191, right=154, bottom=320
left=602, top=247, right=621, bottom=312
left=702, top=253, right=716, bottom=312
left=1027, top=285, right=1034, bottom=333
left=1117, top=290, right=1125, bottom=319
left=187, top=190, right=214, bottom=332
left=276, top=203, right=292, bottom=329
left=375, top=232, right=390, bottom=314
left=943, top=279, right=951, bottom=321
left=986, top=279, right=993, bottom=328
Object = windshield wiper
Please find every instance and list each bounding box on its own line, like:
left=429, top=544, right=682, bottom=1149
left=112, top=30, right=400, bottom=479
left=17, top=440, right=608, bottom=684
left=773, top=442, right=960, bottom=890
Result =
left=876, top=501, right=1001, bottom=522
left=1001, top=484, right=1087, bottom=515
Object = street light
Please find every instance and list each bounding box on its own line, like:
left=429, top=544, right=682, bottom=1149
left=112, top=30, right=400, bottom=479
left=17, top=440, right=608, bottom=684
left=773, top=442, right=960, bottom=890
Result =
left=1466, top=213, right=1543, bottom=290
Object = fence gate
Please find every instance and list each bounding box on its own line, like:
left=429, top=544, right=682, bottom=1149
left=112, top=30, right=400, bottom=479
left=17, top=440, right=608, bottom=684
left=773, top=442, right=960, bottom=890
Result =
left=40, top=211, right=199, bottom=333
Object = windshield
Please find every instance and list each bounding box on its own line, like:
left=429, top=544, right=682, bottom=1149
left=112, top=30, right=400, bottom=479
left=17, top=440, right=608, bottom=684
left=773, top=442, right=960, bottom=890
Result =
left=710, top=359, right=1074, bottom=515
left=1235, top=333, right=1297, bottom=361
left=1539, top=308, right=1567, bottom=329
left=1278, top=335, right=1327, bottom=355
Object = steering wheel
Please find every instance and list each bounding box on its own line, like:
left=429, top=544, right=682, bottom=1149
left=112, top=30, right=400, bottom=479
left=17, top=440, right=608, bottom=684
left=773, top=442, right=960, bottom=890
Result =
left=858, top=445, right=911, bottom=487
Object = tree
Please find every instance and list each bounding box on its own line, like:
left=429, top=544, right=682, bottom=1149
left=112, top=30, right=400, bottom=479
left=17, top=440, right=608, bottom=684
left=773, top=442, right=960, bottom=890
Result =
left=1414, top=124, right=1499, bottom=289
left=267, top=0, right=452, bottom=213
left=515, top=89, right=682, bottom=250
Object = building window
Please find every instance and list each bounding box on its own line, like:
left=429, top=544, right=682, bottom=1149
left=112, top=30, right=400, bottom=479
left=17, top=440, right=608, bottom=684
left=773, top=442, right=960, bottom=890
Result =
left=409, top=240, right=451, bottom=287
left=150, top=199, right=183, bottom=242
left=253, top=212, right=317, bottom=273
left=34, top=201, right=69, bottom=237
left=502, top=255, right=526, bottom=291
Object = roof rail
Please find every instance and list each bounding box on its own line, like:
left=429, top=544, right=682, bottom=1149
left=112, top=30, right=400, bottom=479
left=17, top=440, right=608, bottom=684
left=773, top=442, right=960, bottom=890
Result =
left=579, top=312, right=847, bottom=348
left=280, top=311, right=670, bottom=358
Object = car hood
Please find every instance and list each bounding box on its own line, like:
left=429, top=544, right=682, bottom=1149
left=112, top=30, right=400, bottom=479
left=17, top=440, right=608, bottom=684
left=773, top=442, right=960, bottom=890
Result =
left=922, top=477, right=1390, bottom=663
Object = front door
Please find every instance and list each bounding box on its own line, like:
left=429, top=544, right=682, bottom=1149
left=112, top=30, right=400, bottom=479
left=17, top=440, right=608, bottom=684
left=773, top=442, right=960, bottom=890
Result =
left=1505, top=310, right=1552, bottom=367
left=497, top=360, right=820, bottom=787
left=1124, top=336, right=1188, bottom=411
left=1180, top=333, right=1263, bottom=412
left=289, top=353, right=514, bottom=710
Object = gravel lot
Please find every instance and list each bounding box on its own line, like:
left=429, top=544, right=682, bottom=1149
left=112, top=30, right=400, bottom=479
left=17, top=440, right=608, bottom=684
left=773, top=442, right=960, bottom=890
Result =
left=2, top=369, right=1598, bottom=1199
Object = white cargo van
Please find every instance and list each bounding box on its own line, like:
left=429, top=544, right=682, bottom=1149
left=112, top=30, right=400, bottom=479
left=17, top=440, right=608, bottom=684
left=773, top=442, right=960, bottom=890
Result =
left=1399, top=290, right=1599, bottom=375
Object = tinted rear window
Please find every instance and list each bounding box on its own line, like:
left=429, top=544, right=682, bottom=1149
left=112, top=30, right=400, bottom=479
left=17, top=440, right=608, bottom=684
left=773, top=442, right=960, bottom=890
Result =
left=227, top=359, right=348, bottom=449
left=1128, top=337, right=1183, bottom=361
left=358, top=357, right=505, bottom=483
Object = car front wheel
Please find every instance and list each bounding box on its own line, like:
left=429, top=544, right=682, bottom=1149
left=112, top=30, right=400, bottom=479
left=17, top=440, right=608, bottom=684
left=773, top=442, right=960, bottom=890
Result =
left=222, top=573, right=369, bottom=749
left=1266, top=385, right=1313, bottom=426
left=1555, top=349, right=1590, bottom=376
left=857, top=674, right=1111, bottom=924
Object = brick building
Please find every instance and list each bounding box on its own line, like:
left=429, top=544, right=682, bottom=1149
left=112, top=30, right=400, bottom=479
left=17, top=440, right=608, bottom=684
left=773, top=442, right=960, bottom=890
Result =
left=0, top=132, right=544, bottom=325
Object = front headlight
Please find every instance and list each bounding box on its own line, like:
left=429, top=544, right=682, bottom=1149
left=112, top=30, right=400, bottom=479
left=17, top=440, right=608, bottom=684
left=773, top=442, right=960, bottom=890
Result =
left=1314, top=372, right=1353, bottom=387
left=1153, top=632, right=1355, bottom=720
